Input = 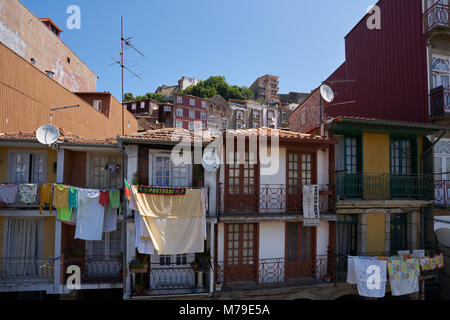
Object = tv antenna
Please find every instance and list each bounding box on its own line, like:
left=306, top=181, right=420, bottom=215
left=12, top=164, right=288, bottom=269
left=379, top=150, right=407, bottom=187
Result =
left=111, top=17, right=145, bottom=136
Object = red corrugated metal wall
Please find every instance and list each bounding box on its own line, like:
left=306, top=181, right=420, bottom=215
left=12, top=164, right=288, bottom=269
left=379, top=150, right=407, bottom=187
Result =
left=325, top=0, right=428, bottom=123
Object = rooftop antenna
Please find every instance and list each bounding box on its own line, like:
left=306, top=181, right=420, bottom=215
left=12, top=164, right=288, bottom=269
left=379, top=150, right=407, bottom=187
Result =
left=111, top=17, right=145, bottom=136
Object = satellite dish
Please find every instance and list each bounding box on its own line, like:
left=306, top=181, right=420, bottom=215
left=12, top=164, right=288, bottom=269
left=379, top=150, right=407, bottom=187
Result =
left=36, top=124, right=60, bottom=146
left=202, top=152, right=220, bottom=173
left=320, top=84, right=335, bottom=103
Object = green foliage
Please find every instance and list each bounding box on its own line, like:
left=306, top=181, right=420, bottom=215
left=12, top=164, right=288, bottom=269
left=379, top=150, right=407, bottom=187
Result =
left=123, top=92, right=168, bottom=103
left=181, top=76, right=255, bottom=101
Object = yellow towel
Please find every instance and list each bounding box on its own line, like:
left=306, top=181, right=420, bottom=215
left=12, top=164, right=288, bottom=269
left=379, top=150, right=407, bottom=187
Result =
left=53, top=184, right=69, bottom=209
left=40, top=183, right=53, bottom=214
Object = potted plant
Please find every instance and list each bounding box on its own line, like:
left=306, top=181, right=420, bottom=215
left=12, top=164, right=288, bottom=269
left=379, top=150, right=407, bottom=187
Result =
left=129, top=256, right=149, bottom=273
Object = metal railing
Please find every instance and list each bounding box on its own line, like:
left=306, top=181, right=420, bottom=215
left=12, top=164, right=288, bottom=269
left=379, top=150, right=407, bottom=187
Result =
left=62, top=255, right=122, bottom=284
left=219, top=184, right=335, bottom=216
left=424, top=3, right=450, bottom=34
left=0, top=257, right=54, bottom=285
left=430, top=85, right=450, bottom=117
left=148, top=264, right=210, bottom=292
left=214, top=255, right=333, bottom=291
left=336, top=172, right=434, bottom=201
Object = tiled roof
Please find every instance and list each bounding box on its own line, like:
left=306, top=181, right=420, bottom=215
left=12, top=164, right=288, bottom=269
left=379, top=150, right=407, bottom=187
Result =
left=0, top=130, right=118, bottom=145
left=120, top=128, right=215, bottom=144
left=225, top=127, right=336, bottom=143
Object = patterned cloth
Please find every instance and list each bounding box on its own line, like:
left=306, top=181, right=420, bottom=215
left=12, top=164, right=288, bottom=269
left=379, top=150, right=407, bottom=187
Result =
left=387, top=258, right=420, bottom=296
left=354, top=257, right=387, bottom=298
left=18, top=184, right=38, bottom=204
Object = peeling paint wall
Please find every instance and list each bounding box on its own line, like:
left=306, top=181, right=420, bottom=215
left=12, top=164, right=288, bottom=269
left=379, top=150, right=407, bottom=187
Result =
left=0, top=0, right=97, bottom=92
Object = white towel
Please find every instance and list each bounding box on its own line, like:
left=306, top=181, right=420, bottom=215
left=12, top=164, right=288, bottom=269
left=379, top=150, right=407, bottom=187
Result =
left=75, top=189, right=105, bottom=241
left=103, top=207, right=117, bottom=233
left=134, top=212, right=155, bottom=255
left=354, top=258, right=387, bottom=298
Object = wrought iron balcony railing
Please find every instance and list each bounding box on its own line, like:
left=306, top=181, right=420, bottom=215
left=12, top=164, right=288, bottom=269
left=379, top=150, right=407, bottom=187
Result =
left=424, top=3, right=450, bottom=34
left=0, top=257, right=55, bottom=285
left=214, top=255, right=333, bottom=291
left=218, top=184, right=335, bottom=216
left=130, top=263, right=210, bottom=296
left=62, top=255, right=122, bottom=284
left=336, top=172, right=434, bottom=201
left=430, top=85, right=450, bottom=117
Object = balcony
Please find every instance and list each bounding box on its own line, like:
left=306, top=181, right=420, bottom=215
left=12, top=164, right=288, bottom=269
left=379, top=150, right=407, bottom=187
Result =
left=336, top=172, right=434, bottom=201
left=0, top=257, right=54, bottom=287
left=423, top=3, right=450, bottom=35
left=219, top=184, right=335, bottom=217
left=62, top=255, right=122, bottom=286
left=215, top=255, right=334, bottom=292
left=435, top=180, right=450, bottom=207
left=430, top=85, right=450, bottom=118
left=131, top=263, right=210, bottom=297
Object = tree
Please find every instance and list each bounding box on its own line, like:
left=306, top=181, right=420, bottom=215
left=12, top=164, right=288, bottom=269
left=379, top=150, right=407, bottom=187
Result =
left=182, top=76, right=255, bottom=101
left=123, top=92, right=168, bottom=103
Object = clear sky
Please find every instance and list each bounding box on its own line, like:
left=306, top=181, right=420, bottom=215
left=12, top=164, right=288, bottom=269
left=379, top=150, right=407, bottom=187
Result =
left=21, top=0, right=376, bottom=99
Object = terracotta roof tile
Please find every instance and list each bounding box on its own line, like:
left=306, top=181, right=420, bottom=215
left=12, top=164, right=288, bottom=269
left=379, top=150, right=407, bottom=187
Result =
left=225, top=127, right=336, bottom=143
left=0, top=130, right=117, bottom=145
left=120, top=128, right=215, bottom=144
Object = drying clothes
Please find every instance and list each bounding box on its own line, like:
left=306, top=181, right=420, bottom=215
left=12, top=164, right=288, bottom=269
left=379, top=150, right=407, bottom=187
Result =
left=134, top=212, right=155, bottom=255
left=99, top=190, right=110, bottom=207
left=62, top=208, right=77, bottom=226
left=75, top=189, right=105, bottom=241
left=347, top=256, right=357, bottom=285
left=68, top=187, right=78, bottom=209
left=201, top=187, right=208, bottom=213
left=53, top=184, right=69, bottom=208
left=132, top=186, right=205, bottom=255
left=387, top=258, right=420, bottom=296
left=39, top=184, right=53, bottom=214
left=0, top=184, right=18, bottom=204
left=109, top=189, right=122, bottom=215
left=354, top=258, right=387, bottom=298
left=103, top=207, right=117, bottom=233
left=18, top=184, right=38, bottom=204
left=57, top=207, right=72, bottom=222
left=129, top=188, right=138, bottom=211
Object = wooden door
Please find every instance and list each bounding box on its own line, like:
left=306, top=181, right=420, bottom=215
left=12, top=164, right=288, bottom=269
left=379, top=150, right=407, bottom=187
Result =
left=224, top=223, right=258, bottom=284
left=285, top=222, right=316, bottom=280
left=286, top=151, right=316, bottom=212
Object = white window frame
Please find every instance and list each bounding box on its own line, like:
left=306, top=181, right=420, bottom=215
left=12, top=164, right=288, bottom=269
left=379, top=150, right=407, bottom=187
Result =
left=189, top=122, right=195, bottom=130
left=131, top=103, right=136, bottom=110
left=86, top=153, right=123, bottom=189
left=432, top=55, right=450, bottom=89
left=189, top=110, right=196, bottom=119
left=176, top=108, right=183, bottom=117
left=176, top=121, right=183, bottom=129
left=201, top=112, right=206, bottom=120
left=7, top=150, right=47, bottom=184
left=189, top=99, right=195, bottom=106
left=93, top=100, right=102, bottom=112
left=148, top=151, right=192, bottom=187
left=140, top=101, right=146, bottom=109
left=177, top=96, right=183, bottom=104
left=202, top=101, right=207, bottom=108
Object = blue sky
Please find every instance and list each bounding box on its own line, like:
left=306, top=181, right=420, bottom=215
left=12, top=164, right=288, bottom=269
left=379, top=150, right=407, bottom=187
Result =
left=21, top=0, right=375, bottom=99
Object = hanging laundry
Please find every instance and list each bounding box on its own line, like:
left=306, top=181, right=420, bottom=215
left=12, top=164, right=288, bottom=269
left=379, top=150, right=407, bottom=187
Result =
left=75, top=189, right=105, bottom=241
left=201, top=187, right=208, bottom=213
left=387, top=258, right=420, bottom=296
left=347, top=256, right=357, bottom=285
left=109, top=189, right=122, bottom=215
left=53, top=184, right=69, bottom=208
left=412, top=250, right=425, bottom=258
left=134, top=212, right=155, bottom=255
left=68, top=187, right=79, bottom=210
left=435, top=254, right=444, bottom=269
left=19, top=184, right=38, bottom=204
left=0, top=184, right=18, bottom=204
left=354, top=257, right=387, bottom=298
left=99, top=190, right=110, bottom=208
left=103, top=207, right=117, bottom=233
left=132, top=186, right=205, bottom=255
left=57, top=207, right=72, bottom=223
left=124, top=179, right=131, bottom=201
left=40, top=184, right=53, bottom=214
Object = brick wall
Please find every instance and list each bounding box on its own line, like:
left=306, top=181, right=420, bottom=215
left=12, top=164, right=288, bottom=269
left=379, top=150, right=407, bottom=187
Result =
left=289, top=89, right=321, bottom=133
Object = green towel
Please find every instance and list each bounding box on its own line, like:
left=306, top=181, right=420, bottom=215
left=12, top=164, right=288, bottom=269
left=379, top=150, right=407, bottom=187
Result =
left=109, top=189, right=122, bottom=215
left=57, top=207, right=72, bottom=222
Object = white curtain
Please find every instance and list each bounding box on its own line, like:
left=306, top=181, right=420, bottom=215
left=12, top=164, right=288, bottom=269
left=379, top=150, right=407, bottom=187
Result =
left=6, top=217, right=44, bottom=259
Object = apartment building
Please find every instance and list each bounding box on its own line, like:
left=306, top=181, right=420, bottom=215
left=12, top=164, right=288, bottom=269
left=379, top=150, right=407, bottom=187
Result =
left=249, top=75, right=280, bottom=104
left=0, top=0, right=97, bottom=92
left=173, top=94, right=208, bottom=131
